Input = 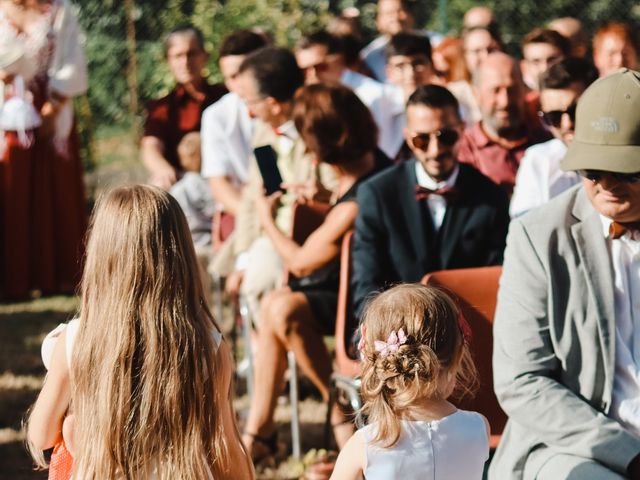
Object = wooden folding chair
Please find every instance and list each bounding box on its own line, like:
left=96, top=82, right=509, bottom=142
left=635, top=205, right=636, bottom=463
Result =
left=421, top=265, right=506, bottom=448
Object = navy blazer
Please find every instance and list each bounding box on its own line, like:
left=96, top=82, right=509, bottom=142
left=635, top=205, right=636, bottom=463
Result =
left=352, top=160, right=510, bottom=317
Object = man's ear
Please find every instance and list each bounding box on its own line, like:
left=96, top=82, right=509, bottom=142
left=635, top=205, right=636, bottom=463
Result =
left=266, top=96, right=280, bottom=115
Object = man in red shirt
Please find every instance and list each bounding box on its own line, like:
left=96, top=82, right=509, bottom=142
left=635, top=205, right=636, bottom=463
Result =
left=141, top=26, right=226, bottom=189
left=458, top=52, right=550, bottom=194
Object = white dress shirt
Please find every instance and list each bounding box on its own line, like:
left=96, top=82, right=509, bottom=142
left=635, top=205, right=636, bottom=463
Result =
left=200, top=92, right=255, bottom=187
left=604, top=215, right=640, bottom=437
left=510, top=138, right=580, bottom=218
left=341, top=69, right=405, bottom=159
left=414, top=161, right=459, bottom=231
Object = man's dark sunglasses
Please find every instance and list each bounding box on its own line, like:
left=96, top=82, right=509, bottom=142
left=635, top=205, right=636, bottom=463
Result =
left=410, top=128, right=460, bottom=150
left=538, top=102, right=577, bottom=128
left=578, top=169, right=640, bottom=184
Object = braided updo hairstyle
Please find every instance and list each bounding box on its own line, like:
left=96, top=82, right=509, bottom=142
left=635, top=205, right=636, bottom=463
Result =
left=359, top=283, right=477, bottom=447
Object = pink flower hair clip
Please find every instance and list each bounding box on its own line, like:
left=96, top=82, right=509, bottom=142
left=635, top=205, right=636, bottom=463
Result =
left=357, top=324, right=367, bottom=360
left=374, top=328, right=407, bottom=358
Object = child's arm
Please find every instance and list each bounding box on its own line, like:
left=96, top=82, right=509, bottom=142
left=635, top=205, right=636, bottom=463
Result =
left=329, top=430, right=365, bottom=480
left=27, top=328, right=71, bottom=451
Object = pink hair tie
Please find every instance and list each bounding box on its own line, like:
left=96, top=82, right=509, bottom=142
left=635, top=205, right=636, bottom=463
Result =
left=374, top=328, right=407, bottom=358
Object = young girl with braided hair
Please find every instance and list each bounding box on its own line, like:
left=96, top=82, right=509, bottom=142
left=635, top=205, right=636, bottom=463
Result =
left=331, top=283, right=489, bottom=479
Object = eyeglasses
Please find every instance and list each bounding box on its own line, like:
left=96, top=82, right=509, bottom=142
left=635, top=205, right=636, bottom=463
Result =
left=409, top=128, right=460, bottom=150
left=302, top=61, right=330, bottom=74
left=578, top=169, right=640, bottom=184
left=538, top=102, right=577, bottom=129
left=301, top=54, right=341, bottom=76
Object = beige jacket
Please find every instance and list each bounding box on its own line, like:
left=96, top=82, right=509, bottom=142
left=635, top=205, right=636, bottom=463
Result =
left=233, top=120, right=338, bottom=256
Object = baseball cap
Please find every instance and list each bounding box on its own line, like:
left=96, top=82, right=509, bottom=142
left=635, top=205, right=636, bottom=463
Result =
left=561, top=68, right=640, bottom=173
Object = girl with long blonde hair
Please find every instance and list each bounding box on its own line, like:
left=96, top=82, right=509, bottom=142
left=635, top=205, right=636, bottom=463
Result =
left=27, top=185, right=253, bottom=479
left=331, top=284, right=489, bottom=480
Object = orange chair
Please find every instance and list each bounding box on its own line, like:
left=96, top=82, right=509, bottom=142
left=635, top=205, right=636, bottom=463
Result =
left=333, top=230, right=361, bottom=379
left=324, top=230, right=362, bottom=447
left=212, top=210, right=235, bottom=252
left=421, top=265, right=506, bottom=448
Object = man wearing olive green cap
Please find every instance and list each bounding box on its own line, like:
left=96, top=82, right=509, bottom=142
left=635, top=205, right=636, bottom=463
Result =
left=490, top=68, right=640, bottom=480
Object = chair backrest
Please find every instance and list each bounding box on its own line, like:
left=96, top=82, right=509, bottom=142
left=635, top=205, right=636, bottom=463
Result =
left=421, top=265, right=506, bottom=448
left=291, top=201, right=332, bottom=244
left=212, top=211, right=235, bottom=252
left=288, top=201, right=332, bottom=283
left=334, top=230, right=361, bottom=378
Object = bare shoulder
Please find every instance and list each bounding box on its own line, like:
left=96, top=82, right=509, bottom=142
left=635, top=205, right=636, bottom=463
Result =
left=330, top=430, right=365, bottom=480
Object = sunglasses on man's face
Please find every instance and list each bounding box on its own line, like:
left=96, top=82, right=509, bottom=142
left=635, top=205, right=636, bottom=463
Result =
left=410, top=128, right=460, bottom=150
left=538, top=102, right=577, bottom=129
left=578, top=169, right=640, bottom=184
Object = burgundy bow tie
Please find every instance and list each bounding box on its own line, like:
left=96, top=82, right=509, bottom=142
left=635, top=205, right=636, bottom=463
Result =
left=610, top=221, right=640, bottom=239
left=415, top=185, right=459, bottom=202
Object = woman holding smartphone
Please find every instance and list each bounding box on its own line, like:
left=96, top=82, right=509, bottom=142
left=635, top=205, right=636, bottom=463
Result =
left=244, top=83, right=390, bottom=462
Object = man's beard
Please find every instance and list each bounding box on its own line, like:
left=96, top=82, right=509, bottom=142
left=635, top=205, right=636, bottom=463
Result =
left=485, top=110, right=525, bottom=140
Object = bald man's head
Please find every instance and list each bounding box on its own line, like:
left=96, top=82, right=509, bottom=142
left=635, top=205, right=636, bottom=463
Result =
left=473, top=52, right=527, bottom=139
left=463, top=6, right=495, bottom=30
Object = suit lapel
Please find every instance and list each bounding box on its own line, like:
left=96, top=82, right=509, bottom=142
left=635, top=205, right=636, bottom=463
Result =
left=439, top=166, right=472, bottom=268
left=401, top=160, right=430, bottom=267
left=570, top=189, right=616, bottom=397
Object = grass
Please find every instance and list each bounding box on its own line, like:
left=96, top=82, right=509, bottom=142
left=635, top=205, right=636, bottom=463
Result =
left=0, top=294, right=333, bottom=480
left=0, top=296, right=78, bottom=479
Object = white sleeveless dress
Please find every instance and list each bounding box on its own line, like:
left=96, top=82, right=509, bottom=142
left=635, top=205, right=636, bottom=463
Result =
left=359, top=409, right=489, bottom=480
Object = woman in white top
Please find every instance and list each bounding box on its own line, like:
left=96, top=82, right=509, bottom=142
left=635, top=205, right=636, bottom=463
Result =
left=27, top=185, right=254, bottom=479
left=331, top=284, right=490, bottom=480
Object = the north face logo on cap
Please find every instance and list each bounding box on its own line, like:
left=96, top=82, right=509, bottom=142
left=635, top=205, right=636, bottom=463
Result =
left=590, top=117, right=619, bottom=133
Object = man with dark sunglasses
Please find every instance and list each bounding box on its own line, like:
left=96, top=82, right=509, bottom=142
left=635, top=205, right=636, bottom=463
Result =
left=294, top=30, right=401, bottom=159
left=352, top=84, right=509, bottom=318
left=510, top=58, right=598, bottom=217
left=491, top=69, right=640, bottom=480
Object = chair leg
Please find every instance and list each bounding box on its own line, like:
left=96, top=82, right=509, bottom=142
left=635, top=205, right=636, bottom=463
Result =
left=211, top=272, right=225, bottom=328
left=323, top=377, right=336, bottom=449
left=288, top=350, right=301, bottom=461
left=239, top=295, right=255, bottom=400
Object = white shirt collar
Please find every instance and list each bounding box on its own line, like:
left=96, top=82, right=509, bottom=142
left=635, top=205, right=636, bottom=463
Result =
left=277, top=120, right=298, bottom=141
left=600, top=214, right=613, bottom=238
left=415, top=161, right=460, bottom=190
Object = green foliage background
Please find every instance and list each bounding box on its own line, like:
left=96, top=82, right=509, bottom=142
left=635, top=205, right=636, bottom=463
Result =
left=71, top=0, right=640, bottom=168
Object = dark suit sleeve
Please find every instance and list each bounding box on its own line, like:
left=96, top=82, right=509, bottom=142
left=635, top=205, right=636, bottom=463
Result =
left=485, top=188, right=510, bottom=265
left=352, top=180, right=388, bottom=319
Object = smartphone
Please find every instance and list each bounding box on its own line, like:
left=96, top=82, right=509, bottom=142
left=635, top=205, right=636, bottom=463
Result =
left=254, top=145, right=285, bottom=195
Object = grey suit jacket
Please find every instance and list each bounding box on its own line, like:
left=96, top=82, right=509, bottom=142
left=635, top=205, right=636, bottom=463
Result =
left=489, top=185, right=640, bottom=479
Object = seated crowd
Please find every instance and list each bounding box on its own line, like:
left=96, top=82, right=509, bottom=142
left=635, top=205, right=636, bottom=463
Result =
left=26, top=1, right=640, bottom=479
